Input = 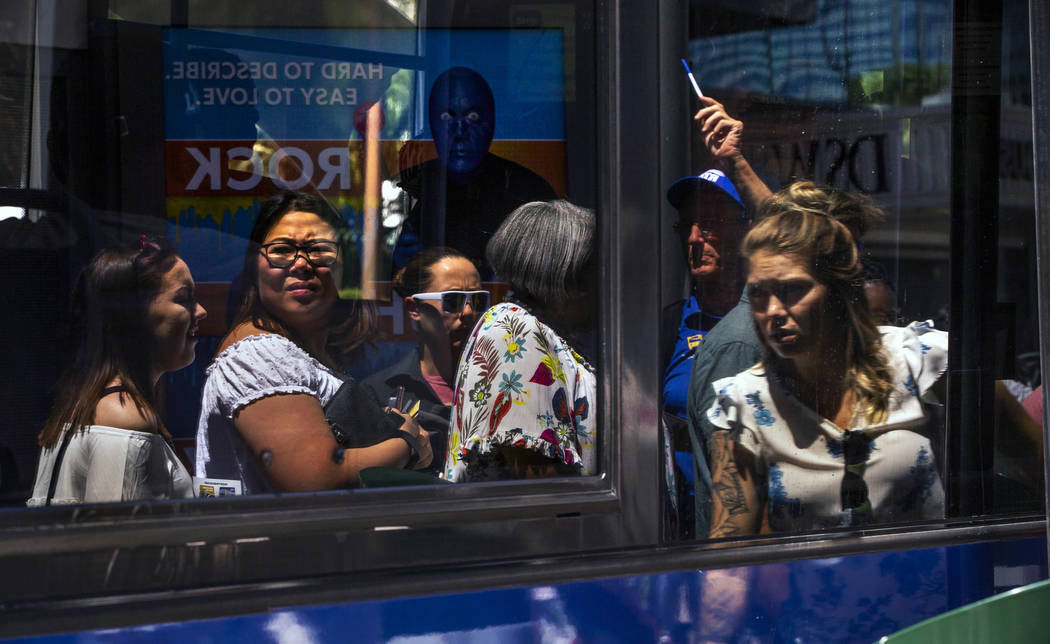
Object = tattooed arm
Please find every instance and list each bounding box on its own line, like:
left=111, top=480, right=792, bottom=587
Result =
left=707, top=427, right=764, bottom=538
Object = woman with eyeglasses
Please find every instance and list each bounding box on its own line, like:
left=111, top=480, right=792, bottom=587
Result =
left=706, top=183, right=949, bottom=537
left=444, top=200, right=598, bottom=482
left=195, top=191, right=431, bottom=495
left=364, top=247, right=488, bottom=474
left=29, top=239, right=206, bottom=505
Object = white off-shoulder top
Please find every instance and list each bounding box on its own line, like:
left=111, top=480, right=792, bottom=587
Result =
left=27, top=425, right=193, bottom=506
left=194, top=333, right=343, bottom=495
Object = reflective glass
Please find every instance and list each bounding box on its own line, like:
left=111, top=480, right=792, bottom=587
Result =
left=2, top=0, right=598, bottom=509
left=662, top=0, right=1043, bottom=542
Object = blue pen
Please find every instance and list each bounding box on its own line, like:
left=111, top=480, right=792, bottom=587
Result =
left=680, top=58, right=704, bottom=99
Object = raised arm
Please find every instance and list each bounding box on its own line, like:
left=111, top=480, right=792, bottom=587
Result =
left=234, top=393, right=431, bottom=492
left=707, top=427, right=765, bottom=538
left=693, top=96, right=773, bottom=213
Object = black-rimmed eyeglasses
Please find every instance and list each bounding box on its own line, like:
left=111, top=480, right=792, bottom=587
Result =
left=412, top=290, right=491, bottom=314
left=841, top=430, right=873, bottom=521
left=259, top=240, right=340, bottom=269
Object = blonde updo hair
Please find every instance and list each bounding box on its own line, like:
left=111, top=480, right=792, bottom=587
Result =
left=744, top=181, right=893, bottom=423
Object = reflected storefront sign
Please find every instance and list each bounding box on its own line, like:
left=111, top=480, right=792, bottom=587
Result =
left=162, top=27, right=569, bottom=294
left=741, top=104, right=1033, bottom=210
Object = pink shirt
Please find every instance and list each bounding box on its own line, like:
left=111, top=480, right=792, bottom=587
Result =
left=1022, top=386, right=1043, bottom=426
left=424, top=373, right=454, bottom=405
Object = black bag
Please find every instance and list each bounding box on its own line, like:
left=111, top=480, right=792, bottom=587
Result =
left=323, top=376, right=404, bottom=449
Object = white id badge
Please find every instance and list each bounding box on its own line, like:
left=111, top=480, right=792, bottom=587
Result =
left=194, top=477, right=243, bottom=496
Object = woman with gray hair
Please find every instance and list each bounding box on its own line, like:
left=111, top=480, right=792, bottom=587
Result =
left=443, top=200, right=597, bottom=482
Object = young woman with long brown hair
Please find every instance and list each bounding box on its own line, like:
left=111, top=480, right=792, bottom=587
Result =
left=29, top=239, right=206, bottom=505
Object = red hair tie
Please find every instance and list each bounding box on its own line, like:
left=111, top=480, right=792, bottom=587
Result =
left=140, top=234, right=161, bottom=252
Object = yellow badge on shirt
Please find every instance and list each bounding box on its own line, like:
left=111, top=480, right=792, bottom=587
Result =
left=687, top=333, right=704, bottom=350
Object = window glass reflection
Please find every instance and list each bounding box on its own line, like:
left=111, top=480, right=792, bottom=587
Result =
left=4, top=2, right=596, bottom=507
left=665, top=0, right=1043, bottom=541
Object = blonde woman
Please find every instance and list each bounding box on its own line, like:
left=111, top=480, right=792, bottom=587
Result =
left=707, top=183, right=948, bottom=536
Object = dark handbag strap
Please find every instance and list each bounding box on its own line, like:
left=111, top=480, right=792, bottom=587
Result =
left=43, top=387, right=130, bottom=506
left=44, top=429, right=76, bottom=507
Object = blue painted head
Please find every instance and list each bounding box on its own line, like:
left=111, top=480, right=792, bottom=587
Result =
left=428, top=67, right=495, bottom=179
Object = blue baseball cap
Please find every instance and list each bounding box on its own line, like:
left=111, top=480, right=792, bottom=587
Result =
left=666, top=169, right=745, bottom=213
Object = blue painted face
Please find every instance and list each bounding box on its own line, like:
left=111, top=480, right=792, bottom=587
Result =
left=429, top=72, right=495, bottom=178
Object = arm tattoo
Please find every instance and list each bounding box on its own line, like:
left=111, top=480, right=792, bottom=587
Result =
left=708, top=429, right=761, bottom=538
left=712, top=433, right=748, bottom=516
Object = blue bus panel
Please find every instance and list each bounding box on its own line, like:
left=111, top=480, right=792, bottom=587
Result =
left=11, top=536, right=1046, bottom=643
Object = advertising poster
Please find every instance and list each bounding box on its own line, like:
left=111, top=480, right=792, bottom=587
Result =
left=164, top=27, right=566, bottom=303
left=162, top=27, right=568, bottom=434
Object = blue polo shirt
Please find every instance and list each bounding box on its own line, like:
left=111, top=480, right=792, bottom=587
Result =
left=662, top=296, right=720, bottom=419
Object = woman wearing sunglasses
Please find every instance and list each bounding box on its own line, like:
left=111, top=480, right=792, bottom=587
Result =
left=29, top=239, right=206, bottom=505
left=364, top=247, right=488, bottom=474
left=706, top=182, right=949, bottom=537
left=444, top=200, right=598, bottom=482
left=195, top=191, right=431, bottom=495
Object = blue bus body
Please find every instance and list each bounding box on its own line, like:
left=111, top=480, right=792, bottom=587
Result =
left=9, top=536, right=1046, bottom=643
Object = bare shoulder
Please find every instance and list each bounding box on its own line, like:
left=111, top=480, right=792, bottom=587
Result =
left=93, top=392, right=156, bottom=433
left=218, top=322, right=275, bottom=353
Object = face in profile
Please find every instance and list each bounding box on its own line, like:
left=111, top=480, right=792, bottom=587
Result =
left=429, top=69, right=495, bottom=178
left=409, top=257, right=483, bottom=357
left=746, top=249, right=832, bottom=362
left=676, top=191, right=746, bottom=283
left=256, top=211, right=344, bottom=335
left=147, top=257, right=207, bottom=376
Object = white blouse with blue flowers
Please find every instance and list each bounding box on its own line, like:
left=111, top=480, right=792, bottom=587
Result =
left=706, top=322, right=949, bottom=533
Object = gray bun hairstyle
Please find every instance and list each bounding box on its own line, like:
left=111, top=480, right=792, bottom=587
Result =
left=485, top=200, right=595, bottom=308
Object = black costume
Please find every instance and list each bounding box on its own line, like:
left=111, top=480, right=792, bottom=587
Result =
left=394, top=154, right=556, bottom=277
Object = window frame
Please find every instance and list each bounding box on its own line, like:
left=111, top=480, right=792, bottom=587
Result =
left=1028, top=0, right=1050, bottom=562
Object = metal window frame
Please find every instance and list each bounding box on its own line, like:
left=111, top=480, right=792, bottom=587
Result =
left=1028, top=0, right=1050, bottom=563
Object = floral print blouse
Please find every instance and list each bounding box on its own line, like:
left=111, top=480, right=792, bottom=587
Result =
left=444, top=302, right=598, bottom=482
left=706, top=322, right=949, bottom=532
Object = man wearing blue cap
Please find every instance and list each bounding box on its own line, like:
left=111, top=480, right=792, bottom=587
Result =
left=663, top=97, right=772, bottom=539
left=662, top=169, right=749, bottom=423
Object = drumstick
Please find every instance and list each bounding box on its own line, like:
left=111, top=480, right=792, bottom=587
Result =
left=681, top=58, right=704, bottom=98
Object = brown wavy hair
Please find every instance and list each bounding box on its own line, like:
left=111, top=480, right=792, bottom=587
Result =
left=227, top=191, right=377, bottom=368
left=39, top=240, right=179, bottom=448
left=755, top=180, right=884, bottom=239
left=745, top=181, right=893, bottom=423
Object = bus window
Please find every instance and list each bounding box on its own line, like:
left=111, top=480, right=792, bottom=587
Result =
left=663, top=0, right=1043, bottom=541
left=2, top=1, right=601, bottom=509
left=985, top=0, right=1043, bottom=516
